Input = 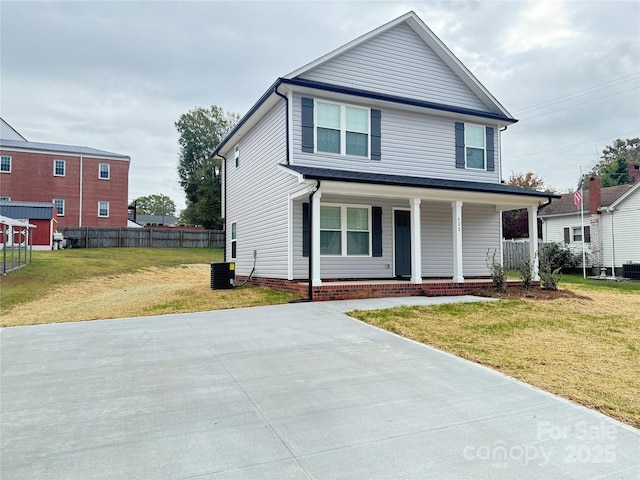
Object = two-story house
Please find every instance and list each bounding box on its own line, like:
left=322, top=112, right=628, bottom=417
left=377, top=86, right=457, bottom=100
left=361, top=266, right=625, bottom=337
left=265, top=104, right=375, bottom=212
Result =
left=215, top=12, right=557, bottom=300
left=0, top=118, right=130, bottom=228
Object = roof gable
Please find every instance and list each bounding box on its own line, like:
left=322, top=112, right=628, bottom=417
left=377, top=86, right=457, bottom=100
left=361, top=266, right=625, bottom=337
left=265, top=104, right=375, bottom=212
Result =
left=285, top=12, right=513, bottom=118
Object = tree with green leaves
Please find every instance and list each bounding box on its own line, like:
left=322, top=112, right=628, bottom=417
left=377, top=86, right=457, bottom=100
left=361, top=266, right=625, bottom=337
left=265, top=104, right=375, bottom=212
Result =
left=590, top=138, right=640, bottom=187
left=131, top=194, right=176, bottom=216
left=502, top=172, right=553, bottom=239
left=175, top=106, right=239, bottom=228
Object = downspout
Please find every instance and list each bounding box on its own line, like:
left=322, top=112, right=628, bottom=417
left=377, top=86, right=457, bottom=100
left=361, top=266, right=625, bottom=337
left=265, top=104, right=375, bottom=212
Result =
left=608, top=208, right=616, bottom=276
left=308, top=180, right=321, bottom=301
left=79, top=154, right=83, bottom=227
left=218, top=153, right=228, bottom=260
left=274, top=87, right=290, bottom=165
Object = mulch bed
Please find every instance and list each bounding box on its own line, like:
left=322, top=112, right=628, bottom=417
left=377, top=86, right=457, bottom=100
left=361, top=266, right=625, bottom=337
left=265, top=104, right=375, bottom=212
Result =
left=472, top=287, right=592, bottom=301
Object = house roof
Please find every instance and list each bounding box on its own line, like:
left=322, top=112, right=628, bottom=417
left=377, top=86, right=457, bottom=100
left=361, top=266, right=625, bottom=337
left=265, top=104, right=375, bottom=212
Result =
left=539, top=184, right=636, bottom=216
left=134, top=214, right=178, bottom=225
left=213, top=11, right=516, bottom=158
left=282, top=165, right=559, bottom=200
left=0, top=201, right=55, bottom=220
left=0, top=138, right=130, bottom=160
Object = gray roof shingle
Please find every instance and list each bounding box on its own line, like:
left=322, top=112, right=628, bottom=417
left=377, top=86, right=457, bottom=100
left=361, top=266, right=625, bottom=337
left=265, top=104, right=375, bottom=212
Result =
left=283, top=165, right=559, bottom=199
left=539, top=184, right=633, bottom=216
left=0, top=139, right=129, bottom=160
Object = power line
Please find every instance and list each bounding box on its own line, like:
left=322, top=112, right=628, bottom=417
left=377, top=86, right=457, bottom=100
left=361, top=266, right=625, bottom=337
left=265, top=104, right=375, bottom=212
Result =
left=507, top=130, right=640, bottom=159
left=518, top=86, right=639, bottom=121
left=512, top=71, right=640, bottom=113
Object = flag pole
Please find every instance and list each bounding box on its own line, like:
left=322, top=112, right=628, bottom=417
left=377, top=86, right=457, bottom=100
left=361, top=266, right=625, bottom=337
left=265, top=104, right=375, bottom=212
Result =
left=580, top=167, right=586, bottom=278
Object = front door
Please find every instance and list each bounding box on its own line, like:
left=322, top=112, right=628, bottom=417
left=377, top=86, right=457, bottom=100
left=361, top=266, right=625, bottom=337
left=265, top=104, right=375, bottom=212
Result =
left=394, top=210, right=411, bottom=277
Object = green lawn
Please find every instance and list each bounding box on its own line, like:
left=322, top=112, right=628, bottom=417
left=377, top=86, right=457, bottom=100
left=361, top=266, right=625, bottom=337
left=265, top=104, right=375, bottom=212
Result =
left=0, top=248, right=223, bottom=310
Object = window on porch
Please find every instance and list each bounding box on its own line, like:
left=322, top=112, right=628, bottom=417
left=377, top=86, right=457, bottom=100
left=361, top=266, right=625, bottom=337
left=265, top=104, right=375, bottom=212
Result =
left=320, top=205, right=370, bottom=256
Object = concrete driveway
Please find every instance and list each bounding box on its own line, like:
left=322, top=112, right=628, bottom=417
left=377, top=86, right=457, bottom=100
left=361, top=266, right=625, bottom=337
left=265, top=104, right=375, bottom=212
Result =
left=2, top=300, right=639, bottom=479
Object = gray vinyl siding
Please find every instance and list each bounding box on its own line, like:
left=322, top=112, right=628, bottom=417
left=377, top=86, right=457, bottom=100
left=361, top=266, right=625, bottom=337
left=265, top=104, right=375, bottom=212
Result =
left=223, top=101, right=297, bottom=278
left=292, top=197, right=500, bottom=279
left=292, top=195, right=397, bottom=279
left=422, top=202, right=453, bottom=277
left=298, top=23, right=490, bottom=112
left=291, top=94, right=500, bottom=184
left=462, top=204, right=501, bottom=276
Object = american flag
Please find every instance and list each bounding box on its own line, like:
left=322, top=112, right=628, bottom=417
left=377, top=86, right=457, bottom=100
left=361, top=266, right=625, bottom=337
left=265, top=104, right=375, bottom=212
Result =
left=573, top=175, right=583, bottom=208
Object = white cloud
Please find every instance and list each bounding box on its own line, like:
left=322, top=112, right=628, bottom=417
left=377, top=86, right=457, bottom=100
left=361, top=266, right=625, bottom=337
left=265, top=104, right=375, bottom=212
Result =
left=502, top=1, right=583, bottom=54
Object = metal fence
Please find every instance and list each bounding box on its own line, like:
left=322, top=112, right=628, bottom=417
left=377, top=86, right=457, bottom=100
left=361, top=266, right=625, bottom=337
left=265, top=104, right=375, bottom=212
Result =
left=58, top=227, right=224, bottom=249
left=502, top=239, right=543, bottom=270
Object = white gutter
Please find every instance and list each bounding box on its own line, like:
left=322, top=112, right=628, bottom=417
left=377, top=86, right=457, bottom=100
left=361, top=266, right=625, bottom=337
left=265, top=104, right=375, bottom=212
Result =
left=608, top=208, right=616, bottom=275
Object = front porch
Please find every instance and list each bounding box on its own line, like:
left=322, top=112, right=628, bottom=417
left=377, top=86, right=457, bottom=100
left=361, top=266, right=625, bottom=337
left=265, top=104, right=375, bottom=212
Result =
left=237, top=276, right=535, bottom=301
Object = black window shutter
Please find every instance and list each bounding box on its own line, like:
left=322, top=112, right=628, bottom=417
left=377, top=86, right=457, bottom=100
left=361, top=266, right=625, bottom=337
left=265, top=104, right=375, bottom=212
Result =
left=302, top=202, right=310, bottom=257
left=564, top=227, right=570, bottom=244
left=372, top=207, right=382, bottom=257
left=301, top=98, right=314, bottom=153
left=371, top=109, right=381, bottom=160
left=486, top=127, right=495, bottom=172
left=455, top=122, right=465, bottom=169
left=584, top=226, right=591, bottom=243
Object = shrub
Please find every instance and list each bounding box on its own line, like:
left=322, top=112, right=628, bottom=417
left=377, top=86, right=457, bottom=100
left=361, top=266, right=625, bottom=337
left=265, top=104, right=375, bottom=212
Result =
left=486, top=249, right=506, bottom=293
left=539, top=247, right=562, bottom=290
left=519, top=257, right=532, bottom=290
left=540, top=242, right=581, bottom=272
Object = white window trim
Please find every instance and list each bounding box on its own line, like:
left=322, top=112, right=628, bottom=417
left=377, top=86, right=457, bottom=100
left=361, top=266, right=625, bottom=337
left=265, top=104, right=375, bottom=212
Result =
left=314, top=99, right=371, bottom=159
left=464, top=123, right=486, bottom=171
left=320, top=203, right=372, bottom=257
left=572, top=226, right=583, bottom=242
left=98, top=201, right=109, bottom=218
left=99, top=163, right=110, bottom=180
left=230, top=222, right=237, bottom=259
left=0, top=196, right=11, bottom=201
left=53, top=199, right=65, bottom=216
left=0, top=155, right=11, bottom=173
left=54, top=159, right=66, bottom=177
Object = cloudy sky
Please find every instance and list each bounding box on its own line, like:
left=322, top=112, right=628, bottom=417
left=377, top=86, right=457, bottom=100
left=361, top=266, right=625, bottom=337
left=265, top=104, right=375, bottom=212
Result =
left=2, top=1, right=639, bottom=210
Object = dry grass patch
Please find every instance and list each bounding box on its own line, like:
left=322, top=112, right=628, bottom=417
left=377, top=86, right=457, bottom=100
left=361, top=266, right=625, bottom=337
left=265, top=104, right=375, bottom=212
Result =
left=0, top=264, right=296, bottom=326
left=351, top=286, right=640, bottom=428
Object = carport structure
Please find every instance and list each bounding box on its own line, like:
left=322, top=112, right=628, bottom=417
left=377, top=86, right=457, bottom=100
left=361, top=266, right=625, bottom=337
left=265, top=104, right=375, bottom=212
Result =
left=0, top=214, right=35, bottom=273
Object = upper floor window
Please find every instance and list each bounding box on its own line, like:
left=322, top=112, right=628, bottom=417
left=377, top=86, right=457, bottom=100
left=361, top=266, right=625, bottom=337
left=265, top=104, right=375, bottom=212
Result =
left=1, top=155, right=11, bottom=173
left=455, top=122, right=494, bottom=172
left=99, top=163, right=110, bottom=179
left=465, top=124, right=486, bottom=169
left=98, top=201, right=109, bottom=217
left=0, top=196, right=10, bottom=201
left=53, top=199, right=65, bottom=216
left=320, top=204, right=370, bottom=256
left=54, top=159, right=66, bottom=176
left=234, top=144, right=239, bottom=168
left=316, top=101, right=369, bottom=157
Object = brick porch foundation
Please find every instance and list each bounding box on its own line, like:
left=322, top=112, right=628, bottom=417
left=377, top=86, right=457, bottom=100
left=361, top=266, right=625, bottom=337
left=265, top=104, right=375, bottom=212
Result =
left=235, top=276, right=535, bottom=301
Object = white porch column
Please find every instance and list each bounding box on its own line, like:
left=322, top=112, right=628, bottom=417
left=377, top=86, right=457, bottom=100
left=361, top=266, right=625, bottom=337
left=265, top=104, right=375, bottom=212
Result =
left=410, top=198, right=422, bottom=284
left=452, top=201, right=464, bottom=283
left=527, top=205, right=540, bottom=281
left=311, top=189, right=322, bottom=286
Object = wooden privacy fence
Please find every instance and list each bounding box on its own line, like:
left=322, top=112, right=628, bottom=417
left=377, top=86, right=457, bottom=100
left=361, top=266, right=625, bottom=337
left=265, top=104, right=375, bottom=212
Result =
left=502, top=239, right=543, bottom=270
left=58, top=227, right=224, bottom=249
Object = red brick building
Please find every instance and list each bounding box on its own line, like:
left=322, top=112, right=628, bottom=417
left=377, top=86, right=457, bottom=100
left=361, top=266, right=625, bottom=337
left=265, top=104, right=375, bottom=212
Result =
left=0, top=120, right=130, bottom=228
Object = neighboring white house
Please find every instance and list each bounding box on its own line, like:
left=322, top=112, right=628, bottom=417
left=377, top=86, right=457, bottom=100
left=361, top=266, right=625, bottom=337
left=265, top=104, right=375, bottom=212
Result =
left=214, top=11, right=558, bottom=298
left=540, top=169, right=640, bottom=276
